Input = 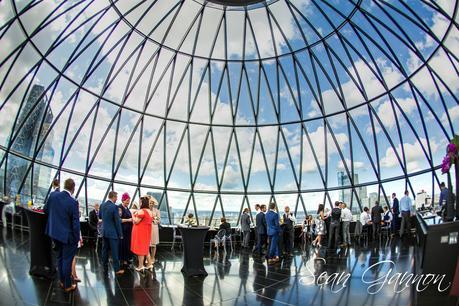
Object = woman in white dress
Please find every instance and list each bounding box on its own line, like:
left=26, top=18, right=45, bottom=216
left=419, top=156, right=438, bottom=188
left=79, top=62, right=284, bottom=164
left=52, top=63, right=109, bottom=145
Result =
left=148, top=196, right=160, bottom=264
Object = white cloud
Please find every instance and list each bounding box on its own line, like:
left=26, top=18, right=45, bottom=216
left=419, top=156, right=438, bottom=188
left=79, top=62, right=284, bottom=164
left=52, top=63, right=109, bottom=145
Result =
left=375, top=97, right=417, bottom=131
left=380, top=138, right=440, bottom=172
left=337, top=159, right=365, bottom=171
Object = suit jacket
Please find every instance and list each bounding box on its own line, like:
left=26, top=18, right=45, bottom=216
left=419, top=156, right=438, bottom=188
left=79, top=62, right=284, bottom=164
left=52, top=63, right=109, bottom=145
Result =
left=392, top=198, right=399, bottom=214
left=266, top=210, right=280, bottom=236
left=256, top=212, right=267, bottom=235
left=100, top=200, right=123, bottom=239
left=88, top=209, right=99, bottom=231
left=44, top=190, right=80, bottom=245
left=240, top=213, right=251, bottom=232
left=371, top=205, right=384, bottom=223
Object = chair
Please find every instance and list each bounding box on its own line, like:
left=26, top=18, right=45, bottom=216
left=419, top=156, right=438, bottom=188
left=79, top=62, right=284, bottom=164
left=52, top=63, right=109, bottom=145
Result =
left=210, top=229, right=226, bottom=254
left=210, top=229, right=233, bottom=255
left=354, top=220, right=368, bottom=245
left=381, top=222, right=391, bottom=240
left=171, top=226, right=182, bottom=250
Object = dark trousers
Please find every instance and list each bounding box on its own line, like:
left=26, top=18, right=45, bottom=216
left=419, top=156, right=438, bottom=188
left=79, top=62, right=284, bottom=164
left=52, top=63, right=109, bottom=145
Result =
left=242, top=231, right=250, bottom=247
left=400, top=211, right=411, bottom=237
left=328, top=221, right=340, bottom=248
left=119, top=231, right=132, bottom=263
left=372, top=222, right=382, bottom=240
left=268, top=234, right=279, bottom=258
left=391, top=213, right=399, bottom=233
left=102, top=237, right=121, bottom=272
left=283, top=228, right=294, bottom=253
left=54, top=240, right=77, bottom=288
left=255, top=233, right=266, bottom=254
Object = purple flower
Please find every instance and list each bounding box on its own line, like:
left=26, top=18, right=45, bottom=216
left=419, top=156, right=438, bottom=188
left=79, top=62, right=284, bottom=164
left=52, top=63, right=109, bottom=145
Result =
left=441, top=155, right=451, bottom=174
left=447, top=143, right=458, bottom=155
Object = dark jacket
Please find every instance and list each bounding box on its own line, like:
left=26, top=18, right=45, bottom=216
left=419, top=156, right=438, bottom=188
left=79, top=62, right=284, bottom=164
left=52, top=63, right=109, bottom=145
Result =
left=44, top=190, right=80, bottom=245
left=219, top=222, right=231, bottom=236
left=88, top=209, right=99, bottom=231
left=256, top=212, right=267, bottom=235
left=119, top=204, right=133, bottom=236
left=371, top=205, right=384, bottom=223
left=100, top=200, right=123, bottom=239
left=392, top=198, right=399, bottom=215
left=241, top=213, right=251, bottom=232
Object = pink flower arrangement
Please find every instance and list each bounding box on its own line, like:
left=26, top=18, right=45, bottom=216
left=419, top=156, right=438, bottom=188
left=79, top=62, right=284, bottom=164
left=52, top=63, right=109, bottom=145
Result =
left=441, top=138, right=458, bottom=174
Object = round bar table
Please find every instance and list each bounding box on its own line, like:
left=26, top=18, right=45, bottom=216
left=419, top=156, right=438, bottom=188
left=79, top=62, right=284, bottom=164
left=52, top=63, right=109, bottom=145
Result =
left=178, top=225, right=209, bottom=277
left=24, top=209, right=55, bottom=279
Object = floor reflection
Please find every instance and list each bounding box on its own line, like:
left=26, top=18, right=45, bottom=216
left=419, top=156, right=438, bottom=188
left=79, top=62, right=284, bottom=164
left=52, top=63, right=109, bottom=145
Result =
left=0, top=227, right=422, bottom=305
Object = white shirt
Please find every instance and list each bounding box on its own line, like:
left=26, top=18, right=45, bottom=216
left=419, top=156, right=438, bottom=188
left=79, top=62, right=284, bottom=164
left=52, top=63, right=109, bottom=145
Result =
left=341, top=208, right=353, bottom=222
left=384, top=211, right=393, bottom=222
left=284, top=212, right=296, bottom=225
left=360, top=211, right=371, bottom=225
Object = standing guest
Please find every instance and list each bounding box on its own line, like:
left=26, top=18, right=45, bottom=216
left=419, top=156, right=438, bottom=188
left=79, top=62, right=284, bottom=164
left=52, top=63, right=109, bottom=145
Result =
left=252, top=204, right=261, bottom=252
left=340, top=203, right=352, bottom=247
left=100, top=191, right=124, bottom=275
left=266, top=202, right=280, bottom=264
left=328, top=201, right=341, bottom=249
left=71, top=200, right=83, bottom=283
left=312, top=204, right=326, bottom=248
left=439, top=182, right=448, bottom=217
left=51, top=178, right=60, bottom=193
left=88, top=203, right=101, bottom=239
left=240, top=208, right=251, bottom=248
left=119, top=193, right=133, bottom=268
left=254, top=204, right=267, bottom=255
left=371, top=201, right=384, bottom=240
left=44, top=178, right=80, bottom=292
left=391, top=193, right=399, bottom=237
left=148, top=196, right=161, bottom=264
left=383, top=206, right=392, bottom=227
left=399, top=190, right=413, bottom=238
left=131, top=197, right=154, bottom=272
left=301, top=215, right=314, bottom=244
left=360, top=207, right=372, bottom=227
left=282, top=206, right=296, bottom=255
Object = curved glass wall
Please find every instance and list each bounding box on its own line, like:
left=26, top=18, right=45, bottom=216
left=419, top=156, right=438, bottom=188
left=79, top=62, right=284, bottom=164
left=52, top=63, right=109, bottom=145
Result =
left=0, top=0, right=458, bottom=226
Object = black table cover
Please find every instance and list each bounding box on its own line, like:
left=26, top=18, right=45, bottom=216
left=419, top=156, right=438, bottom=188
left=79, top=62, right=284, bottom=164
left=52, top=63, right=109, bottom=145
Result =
left=178, top=225, right=209, bottom=277
left=24, top=209, right=55, bottom=279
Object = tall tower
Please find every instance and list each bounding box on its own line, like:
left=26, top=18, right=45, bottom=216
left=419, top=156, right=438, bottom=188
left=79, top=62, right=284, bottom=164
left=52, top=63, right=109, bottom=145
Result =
left=6, top=85, right=50, bottom=200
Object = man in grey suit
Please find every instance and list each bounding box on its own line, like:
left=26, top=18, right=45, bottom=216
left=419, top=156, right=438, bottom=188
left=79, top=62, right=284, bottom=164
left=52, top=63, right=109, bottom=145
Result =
left=241, top=208, right=251, bottom=248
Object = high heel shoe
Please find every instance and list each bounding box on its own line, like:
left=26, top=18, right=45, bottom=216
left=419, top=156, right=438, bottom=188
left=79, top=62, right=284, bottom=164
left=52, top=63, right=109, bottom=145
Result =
left=135, top=267, right=145, bottom=272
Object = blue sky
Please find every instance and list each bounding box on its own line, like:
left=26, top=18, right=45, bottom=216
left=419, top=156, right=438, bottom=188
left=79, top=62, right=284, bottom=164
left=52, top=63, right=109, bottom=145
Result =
left=0, top=0, right=458, bottom=214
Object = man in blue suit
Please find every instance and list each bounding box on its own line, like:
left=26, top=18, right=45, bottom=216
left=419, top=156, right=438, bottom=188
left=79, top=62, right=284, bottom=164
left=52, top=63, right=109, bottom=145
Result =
left=265, top=202, right=280, bottom=264
left=254, top=204, right=267, bottom=255
left=100, top=191, right=124, bottom=275
left=44, top=178, right=80, bottom=292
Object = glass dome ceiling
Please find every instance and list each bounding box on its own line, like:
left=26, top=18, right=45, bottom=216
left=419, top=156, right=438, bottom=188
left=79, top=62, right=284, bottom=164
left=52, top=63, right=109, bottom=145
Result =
left=0, top=0, right=458, bottom=224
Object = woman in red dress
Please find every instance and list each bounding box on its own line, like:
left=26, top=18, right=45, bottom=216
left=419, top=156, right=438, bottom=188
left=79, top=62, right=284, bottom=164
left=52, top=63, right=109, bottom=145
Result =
left=130, top=196, right=153, bottom=272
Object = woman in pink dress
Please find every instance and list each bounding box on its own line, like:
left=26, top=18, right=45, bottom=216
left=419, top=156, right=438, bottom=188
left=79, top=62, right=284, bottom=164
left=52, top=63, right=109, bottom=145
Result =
left=130, top=197, right=153, bottom=272
left=148, top=196, right=160, bottom=263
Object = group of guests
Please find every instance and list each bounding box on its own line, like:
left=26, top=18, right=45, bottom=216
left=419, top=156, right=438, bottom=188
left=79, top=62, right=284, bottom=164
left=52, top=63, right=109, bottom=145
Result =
left=44, top=177, right=161, bottom=292
left=232, top=203, right=296, bottom=264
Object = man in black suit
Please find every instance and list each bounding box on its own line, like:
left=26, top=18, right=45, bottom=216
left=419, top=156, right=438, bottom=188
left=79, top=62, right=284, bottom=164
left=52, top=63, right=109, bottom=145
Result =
left=371, top=201, right=384, bottom=240
left=391, top=193, right=399, bottom=236
left=254, top=204, right=267, bottom=255
left=328, top=201, right=341, bottom=249
left=88, top=203, right=101, bottom=239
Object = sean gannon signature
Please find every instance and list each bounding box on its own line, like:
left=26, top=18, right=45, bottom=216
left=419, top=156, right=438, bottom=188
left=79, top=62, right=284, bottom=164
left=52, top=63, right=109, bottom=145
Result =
left=299, top=258, right=451, bottom=294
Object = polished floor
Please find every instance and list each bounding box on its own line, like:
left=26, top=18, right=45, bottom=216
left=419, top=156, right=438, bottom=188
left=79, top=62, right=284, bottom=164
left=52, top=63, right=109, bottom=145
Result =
left=0, top=228, right=422, bottom=306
